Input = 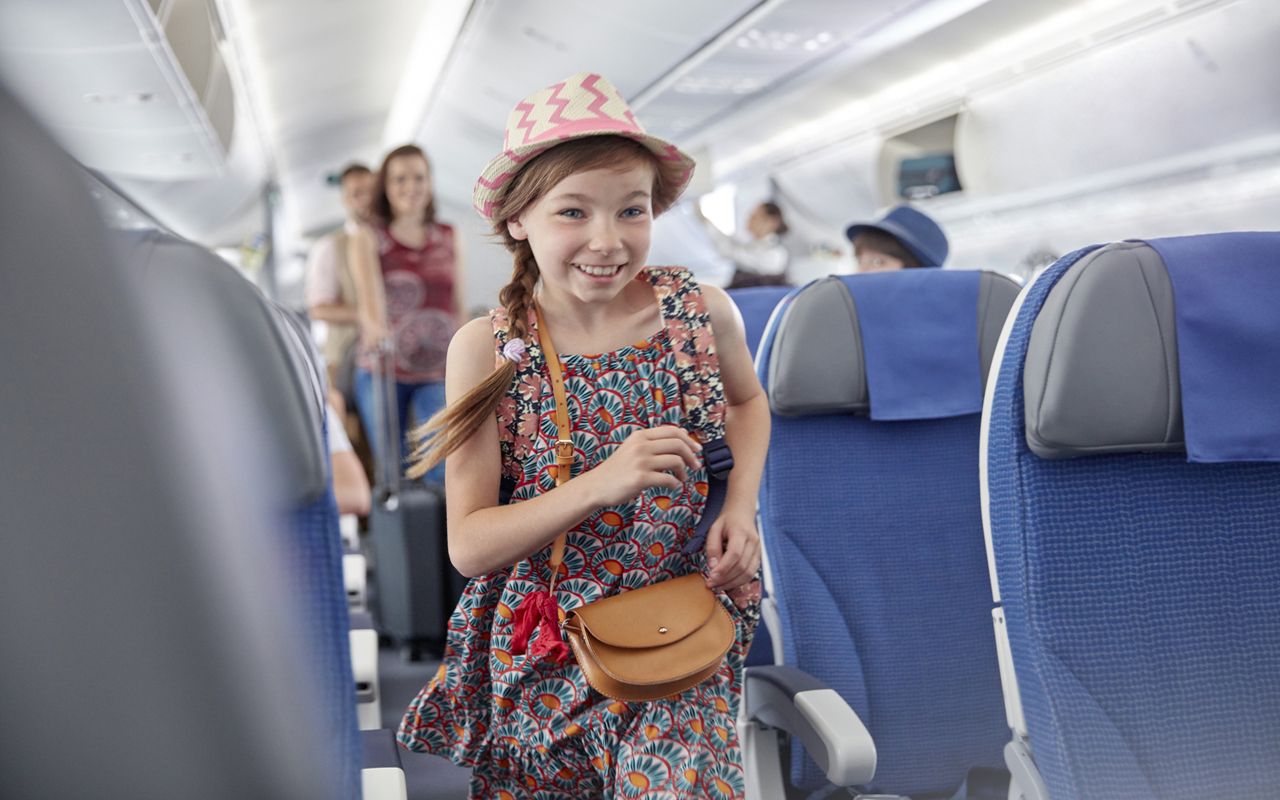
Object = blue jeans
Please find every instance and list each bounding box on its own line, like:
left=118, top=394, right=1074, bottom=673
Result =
left=354, top=368, right=446, bottom=485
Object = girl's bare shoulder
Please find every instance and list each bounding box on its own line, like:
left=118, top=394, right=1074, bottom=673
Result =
left=450, top=316, right=496, bottom=360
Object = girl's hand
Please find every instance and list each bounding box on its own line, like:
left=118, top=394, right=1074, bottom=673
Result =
left=584, top=426, right=703, bottom=507
left=704, top=508, right=762, bottom=603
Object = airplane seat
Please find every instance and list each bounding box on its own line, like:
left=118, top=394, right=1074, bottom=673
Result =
left=983, top=237, right=1280, bottom=800
left=111, top=228, right=389, bottom=794
left=744, top=269, right=1018, bottom=799
left=270, top=301, right=380, bottom=726
left=728, top=284, right=795, bottom=670
left=0, top=80, right=346, bottom=798
left=729, top=284, right=793, bottom=359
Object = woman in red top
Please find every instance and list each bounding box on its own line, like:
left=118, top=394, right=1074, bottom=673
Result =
left=350, top=144, right=463, bottom=484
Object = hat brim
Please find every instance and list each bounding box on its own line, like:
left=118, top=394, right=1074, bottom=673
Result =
left=473, top=132, right=695, bottom=223
left=844, top=221, right=938, bottom=268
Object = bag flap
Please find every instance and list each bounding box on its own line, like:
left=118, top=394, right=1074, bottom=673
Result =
left=572, top=574, right=717, bottom=649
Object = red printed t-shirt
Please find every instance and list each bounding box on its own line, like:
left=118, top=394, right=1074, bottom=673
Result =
left=359, top=223, right=458, bottom=383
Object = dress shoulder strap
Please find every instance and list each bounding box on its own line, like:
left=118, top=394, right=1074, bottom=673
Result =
left=643, top=267, right=734, bottom=555
left=644, top=267, right=728, bottom=442
left=489, top=306, right=543, bottom=482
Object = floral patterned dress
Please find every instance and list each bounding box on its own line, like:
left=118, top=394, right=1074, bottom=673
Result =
left=397, top=268, right=759, bottom=799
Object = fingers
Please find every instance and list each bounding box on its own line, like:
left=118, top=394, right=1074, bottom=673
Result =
left=640, top=427, right=702, bottom=471
left=707, top=525, right=743, bottom=585
left=703, top=517, right=725, bottom=567
left=645, top=453, right=689, bottom=484
left=707, top=524, right=761, bottom=591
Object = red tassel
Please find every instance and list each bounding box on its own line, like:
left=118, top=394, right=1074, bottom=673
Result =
left=530, top=614, right=570, bottom=663
left=509, top=590, right=568, bottom=663
left=509, top=593, right=541, bottom=655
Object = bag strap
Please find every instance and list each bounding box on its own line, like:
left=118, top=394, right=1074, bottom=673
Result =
left=534, top=304, right=571, bottom=594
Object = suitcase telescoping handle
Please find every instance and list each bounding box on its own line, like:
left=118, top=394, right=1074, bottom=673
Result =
left=372, top=336, right=402, bottom=498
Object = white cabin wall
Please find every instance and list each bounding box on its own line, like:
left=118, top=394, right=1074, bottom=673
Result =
left=939, top=0, right=1280, bottom=271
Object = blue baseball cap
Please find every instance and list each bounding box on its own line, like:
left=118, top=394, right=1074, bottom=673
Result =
left=844, top=205, right=949, bottom=267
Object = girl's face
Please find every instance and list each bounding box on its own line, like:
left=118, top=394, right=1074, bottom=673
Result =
left=508, top=162, right=654, bottom=306
left=384, top=154, right=432, bottom=221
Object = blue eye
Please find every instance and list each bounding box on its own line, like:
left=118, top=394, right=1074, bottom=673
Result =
left=558, top=208, right=584, bottom=219
left=621, top=207, right=647, bottom=219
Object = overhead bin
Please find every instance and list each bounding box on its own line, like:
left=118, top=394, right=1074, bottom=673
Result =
left=0, top=0, right=236, bottom=179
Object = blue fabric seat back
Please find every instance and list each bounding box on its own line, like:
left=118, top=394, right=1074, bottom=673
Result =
left=729, top=285, right=794, bottom=667
left=758, top=271, right=1017, bottom=796
left=728, top=285, right=792, bottom=358
left=986, top=241, right=1280, bottom=799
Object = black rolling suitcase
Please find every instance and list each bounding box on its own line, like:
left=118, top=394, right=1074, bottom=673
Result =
left=367, top=343, right=464, bottom=658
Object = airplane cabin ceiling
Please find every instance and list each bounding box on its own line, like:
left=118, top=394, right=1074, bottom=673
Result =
left=0, top=0, right=1272, bottom=260
left=415, top=0, right=760, bottom=228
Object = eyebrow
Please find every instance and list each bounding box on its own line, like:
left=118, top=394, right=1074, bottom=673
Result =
left=550, top=190, right=651, bottom=203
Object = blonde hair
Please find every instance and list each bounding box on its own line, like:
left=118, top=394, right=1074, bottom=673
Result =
left=405, top=136, right=680, bottom=479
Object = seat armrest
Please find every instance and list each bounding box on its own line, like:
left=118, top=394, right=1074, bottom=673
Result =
left=761, top=595, right=785, bottom=665
left=361, top=729, right=407, bottom=800
left=350, top=627, right=381, bottom=730
left=745, top=665, right=876, bottom=786
left=1005, top=737, right=1049, bottom=800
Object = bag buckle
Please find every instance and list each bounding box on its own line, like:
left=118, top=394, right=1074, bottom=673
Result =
left=702, top=436, right=734, bottom=479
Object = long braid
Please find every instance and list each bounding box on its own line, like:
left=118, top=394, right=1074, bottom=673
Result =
left=500, top=243, right=539, bottom=341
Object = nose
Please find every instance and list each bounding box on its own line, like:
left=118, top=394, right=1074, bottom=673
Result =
left=588, top=217, right=621, bottom=255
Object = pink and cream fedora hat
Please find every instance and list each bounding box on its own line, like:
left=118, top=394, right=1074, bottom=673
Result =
left=473, top=72, right=696, bottom=222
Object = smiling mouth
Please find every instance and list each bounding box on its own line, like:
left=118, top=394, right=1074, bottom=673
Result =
left=573, top=263, right=625, bottom=277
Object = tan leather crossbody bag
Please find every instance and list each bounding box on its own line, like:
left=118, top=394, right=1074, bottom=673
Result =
left=535, top=307, right=735, bottom=702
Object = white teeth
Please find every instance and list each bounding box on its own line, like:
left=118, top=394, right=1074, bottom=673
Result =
left=575, top=263, right=623, bottom=277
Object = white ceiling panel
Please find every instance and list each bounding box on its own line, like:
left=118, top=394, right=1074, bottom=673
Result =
left=0, top=0, right=229, bottom=180
left=0, top=0, right=150, bottom=51
left=230, top=0, right=432, bottom=231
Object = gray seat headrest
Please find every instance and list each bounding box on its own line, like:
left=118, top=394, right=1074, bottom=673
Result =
left=1024, top=241, right=1185, bottom=459
left=113, top=230, right=329, bottom=503
left=768, top=271, right=1019, bottom=416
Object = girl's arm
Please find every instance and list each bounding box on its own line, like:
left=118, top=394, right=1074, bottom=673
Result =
left=700, top=284, right=770, bottom=593
left=347, top=225, right=387, bottom=347
left=444, top=318, right=703, bottom=577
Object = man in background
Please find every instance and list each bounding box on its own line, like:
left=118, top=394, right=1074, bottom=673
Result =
left=306, top=163, right=375, bottom=394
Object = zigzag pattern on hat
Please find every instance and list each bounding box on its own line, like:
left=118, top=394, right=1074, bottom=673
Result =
left=505, top=73, right=641, bottom=149
left=474, top=73, right=696, bottom=221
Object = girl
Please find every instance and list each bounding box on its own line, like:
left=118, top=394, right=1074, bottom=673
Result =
left=398, top=73, right=768, bottom=799
left=349, top=144, right=464, bottom=484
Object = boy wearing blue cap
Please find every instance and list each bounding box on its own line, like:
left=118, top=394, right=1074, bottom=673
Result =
left=845, top=204, right=949, bottom=271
